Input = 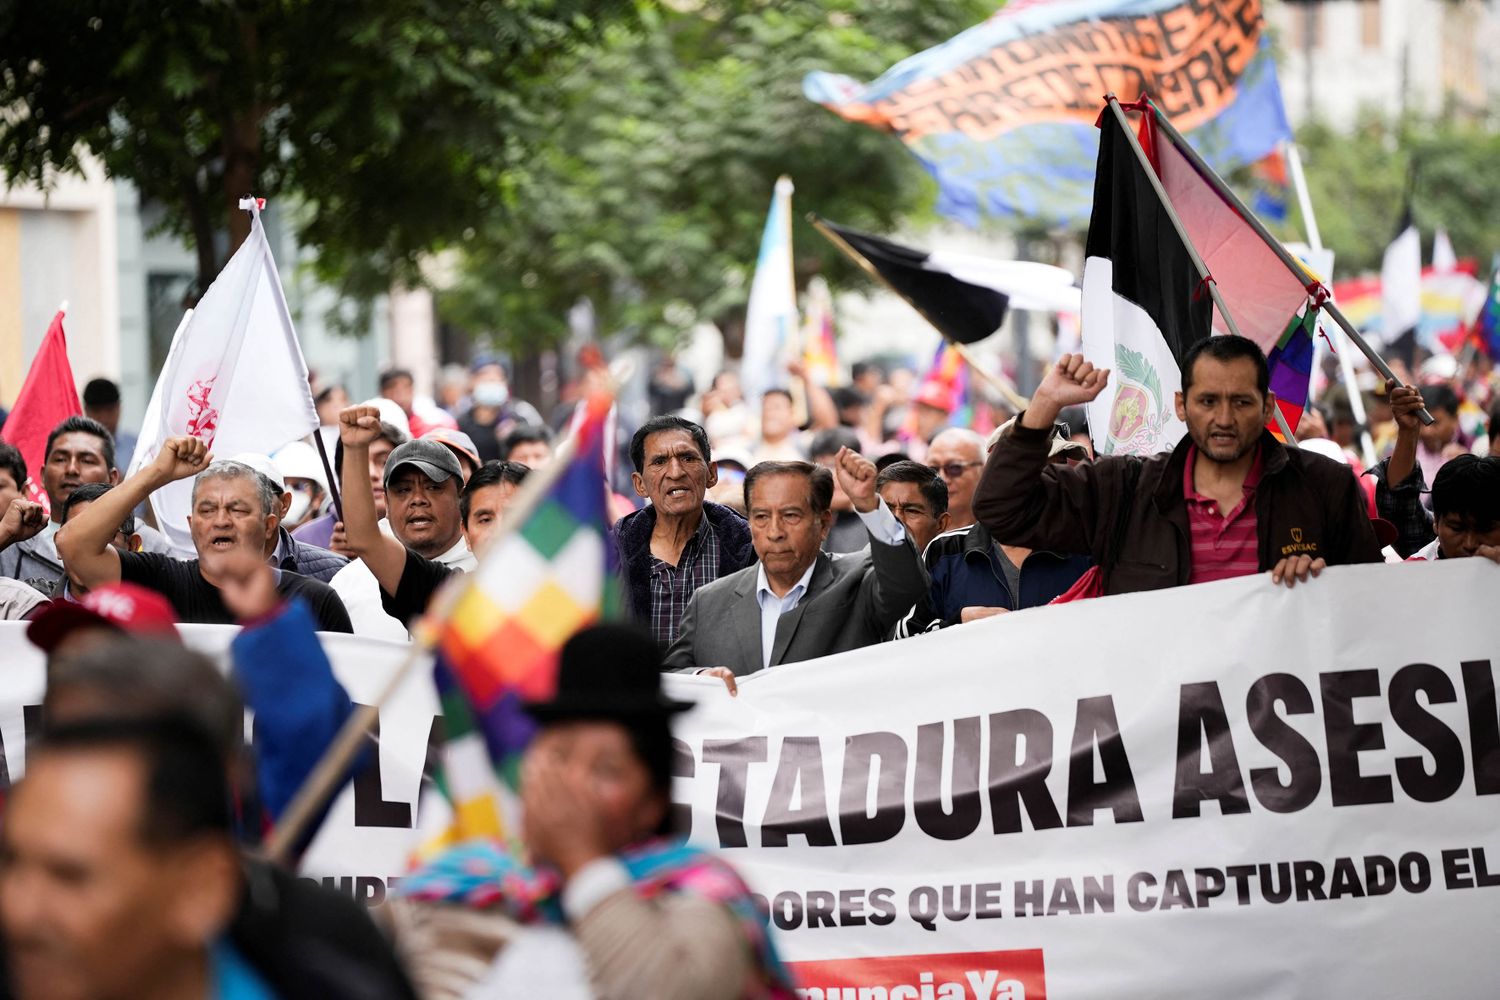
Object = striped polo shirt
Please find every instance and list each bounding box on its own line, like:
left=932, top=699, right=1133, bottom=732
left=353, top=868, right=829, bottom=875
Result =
left=1184, top=443, right=1264, bottom=584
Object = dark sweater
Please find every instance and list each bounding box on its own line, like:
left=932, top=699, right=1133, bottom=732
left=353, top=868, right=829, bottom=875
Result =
left=614, top=500, right=756, bottom=631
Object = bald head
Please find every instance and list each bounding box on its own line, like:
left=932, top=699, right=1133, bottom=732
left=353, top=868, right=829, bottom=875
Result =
left=929, top=428, right=984, bottom=456
left=926, top=428, right=985, bottom=528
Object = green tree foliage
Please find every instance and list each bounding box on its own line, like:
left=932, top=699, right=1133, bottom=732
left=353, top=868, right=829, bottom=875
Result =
left=0, top=0, right=627, bottom=305
left=439, top=0, right=994, bottom=354
left=1283, top=112, right=1500, bottom=278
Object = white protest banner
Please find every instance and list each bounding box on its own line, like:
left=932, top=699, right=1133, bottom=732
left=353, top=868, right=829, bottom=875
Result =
left=667, top=559, right=1500, bottom=999
left=1, top=559, right=1496, bottom=999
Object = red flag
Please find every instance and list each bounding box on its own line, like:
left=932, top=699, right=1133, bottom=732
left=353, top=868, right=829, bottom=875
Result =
left=0, top=310, right=81, bottom=516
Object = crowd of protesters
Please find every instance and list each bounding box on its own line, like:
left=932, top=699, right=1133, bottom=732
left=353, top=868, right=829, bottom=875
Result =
left=0, top=336, right=1494, bottom=998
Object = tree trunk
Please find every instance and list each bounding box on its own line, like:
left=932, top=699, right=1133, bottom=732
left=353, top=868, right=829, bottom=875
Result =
left=223, top=112, right=261, bottom=254
left=224, top=11, right=261, bottom=255
left=184, top=180, right=218, bottom=307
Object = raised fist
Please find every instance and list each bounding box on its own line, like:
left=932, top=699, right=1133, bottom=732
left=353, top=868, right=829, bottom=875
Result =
left=0, top=498, right=46, bottom=547
left=338, top=405, right=386, bottom=449
left=1036, top=354, right=1111, bottom=409
left=150, top=436, right=213, bottom=483
left=831, top=446, right=878, bottom=513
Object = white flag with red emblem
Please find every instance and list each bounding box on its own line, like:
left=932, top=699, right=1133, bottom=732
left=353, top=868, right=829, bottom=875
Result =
left=130, top=199, right=318, bottom=555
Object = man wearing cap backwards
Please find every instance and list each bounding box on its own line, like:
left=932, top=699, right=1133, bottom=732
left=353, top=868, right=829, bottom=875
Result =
left=973, top=337, right=1382, bottom=595
left=56, top=436, right=352, bottom=630
left=388, top=623, right=796, bottom=1000
left=896, top=421, right=1091, bottom=637
left=422, top=427, right=482, bottom=483
left=329, top=406, right=477, bottom=639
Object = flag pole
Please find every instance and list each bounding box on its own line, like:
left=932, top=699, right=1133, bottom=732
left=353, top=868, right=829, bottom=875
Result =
left=807, top=214, right=1030, bottom=412
left=312, top=430, right=343, bottom=523
left=1145, top=99, right=1432, bottom=428
left=1284, top=142, right=1379, bottom=466
left=1103, top=96, right=1299, bottom=446
left=777, top=177, right=811, bottom=428
left=264, top=420, right=590, bottom=865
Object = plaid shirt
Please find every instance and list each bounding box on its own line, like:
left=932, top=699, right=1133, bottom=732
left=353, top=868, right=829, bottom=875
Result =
left=647, top=514, right=721, bottom=647
left=1366, top=457, right=1435, bottom=559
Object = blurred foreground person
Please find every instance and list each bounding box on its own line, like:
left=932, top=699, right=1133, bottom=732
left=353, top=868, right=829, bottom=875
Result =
left=12, top=637, right=417, bottom=1000
left=0, top=716, right=266, bottom=1000
left=387, top=624, right=794, bottom=1000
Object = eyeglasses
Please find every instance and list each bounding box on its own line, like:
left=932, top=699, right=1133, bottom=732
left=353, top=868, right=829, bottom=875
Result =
left=928, top=461, right=982, bottom=479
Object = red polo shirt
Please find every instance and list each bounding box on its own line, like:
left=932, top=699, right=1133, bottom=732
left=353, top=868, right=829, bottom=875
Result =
left=1184, top=444, right=1264, bottom=584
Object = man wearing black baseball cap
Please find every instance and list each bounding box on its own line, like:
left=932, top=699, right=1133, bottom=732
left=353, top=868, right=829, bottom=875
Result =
left=327, top=430, right=480, bottom=638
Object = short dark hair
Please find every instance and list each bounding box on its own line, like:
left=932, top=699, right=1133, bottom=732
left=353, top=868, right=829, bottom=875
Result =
left=809, top=427, right=859, bottom=461
left=46, top=415, right=115, bottom=472
left=875, top=460, right=949, bottom=517
left=501, top=424, right=553, bottom=460
left=831, top=386, right=869, bottom=411
left=44, top=639, right=244, bottom=761
left=1488, top=399, right=1500, bottom=440
left=1180, top=335, right=1269, bottom=398
left=1421, top=384, right=1460, bottom=418
left=851, top=361, right=883, bottom=382
left=0, top=443, right=25, bottom=492
left=60, top=482, right=135, bottom=537
left=34, top=715, right=233, bottom=847
left=629, top=416, right=710, bottom=474
left=81, top=377, right=121, bottom=409
left=460, top=460, right=529, bottom=524
left=1431, top=455, right=1500, bottom=530
left=378, top=367, right=414, bottom=390
left=762, top=388, right=794, bottom=406
left=743, top=461, right=834, bottom=515
left=874, top=451, right=911, bottom=472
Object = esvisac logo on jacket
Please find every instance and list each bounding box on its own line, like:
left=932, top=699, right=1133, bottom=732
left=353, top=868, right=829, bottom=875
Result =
left=1279, top=526, right=1319, bottom=557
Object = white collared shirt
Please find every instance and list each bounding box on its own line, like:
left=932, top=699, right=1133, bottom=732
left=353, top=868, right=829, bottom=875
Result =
left=753, top=500, right=906, bottom=669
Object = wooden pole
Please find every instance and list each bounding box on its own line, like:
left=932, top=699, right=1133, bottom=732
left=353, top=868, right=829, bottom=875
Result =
left=1104, top=97, right=1300, bottom=446
left=263, top=420, right=589, bottom=865
left=1146, top=100, right=1432, bottom=428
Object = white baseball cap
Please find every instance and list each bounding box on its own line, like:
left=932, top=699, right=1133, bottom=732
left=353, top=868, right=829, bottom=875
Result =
left=272, top=440, right=329, bottom=492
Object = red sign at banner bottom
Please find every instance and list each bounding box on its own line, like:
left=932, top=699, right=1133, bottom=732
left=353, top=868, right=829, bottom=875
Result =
left=787, top=949, right=1046, bottom=1000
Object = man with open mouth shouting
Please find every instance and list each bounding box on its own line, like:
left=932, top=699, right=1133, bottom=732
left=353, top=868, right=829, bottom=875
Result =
left=56, top=436, right=352, bottom=631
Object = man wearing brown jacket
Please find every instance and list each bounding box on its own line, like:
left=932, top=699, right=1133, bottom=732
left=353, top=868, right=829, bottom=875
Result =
left=973, top=335, right=1382, bottom=595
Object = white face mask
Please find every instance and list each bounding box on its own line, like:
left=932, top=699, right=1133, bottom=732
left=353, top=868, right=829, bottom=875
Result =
left=284, top=489, right=314, bottom=526
left=472, top=381, right=509, bottom=408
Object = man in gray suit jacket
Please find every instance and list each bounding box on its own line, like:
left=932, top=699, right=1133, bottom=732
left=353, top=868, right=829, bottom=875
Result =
left=663, top=448, right=928, bottom=686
